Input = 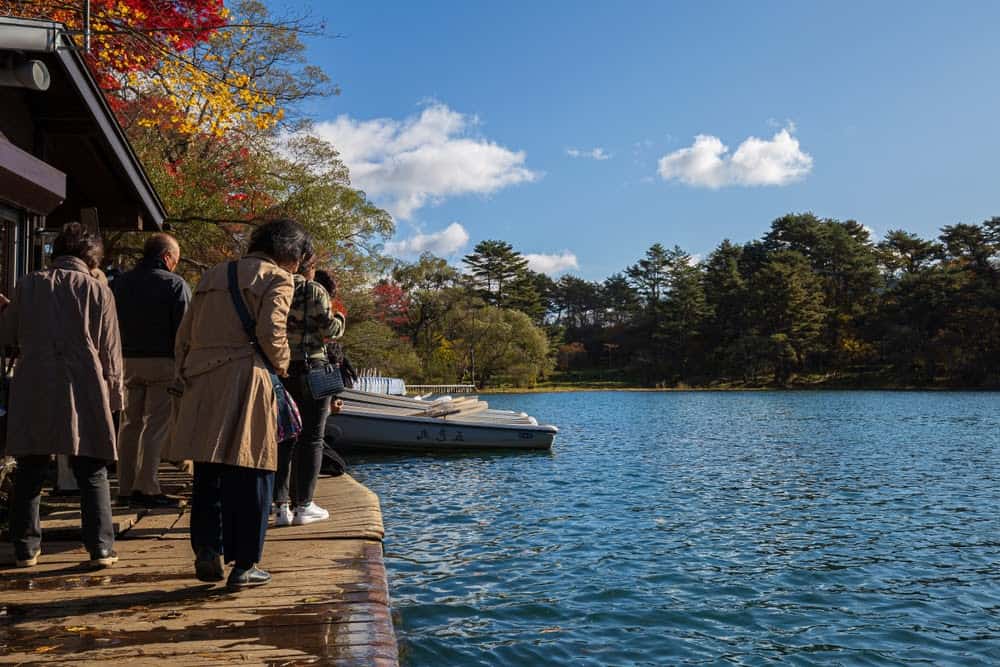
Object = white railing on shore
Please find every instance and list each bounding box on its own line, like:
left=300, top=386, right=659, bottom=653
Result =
left=354, top=375, right=407, bottom=395
left=406, top=384, right=477, bottom=395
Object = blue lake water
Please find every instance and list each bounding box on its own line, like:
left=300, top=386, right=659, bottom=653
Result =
left=348, top=391, right=1000, bottom=666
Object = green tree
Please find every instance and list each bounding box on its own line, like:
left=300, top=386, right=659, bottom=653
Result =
left=764, top=213, right=879, bottom=366
left=601, top=273, right=639, bottom=326
left=661, top=247, right=707, bottom=379
left=553, top=275, right=602, bottom=329
left=392, top=253, right=463, bottom=351
left=626, top=243, right=671, bottom=305
left=446, top=307, right=551, bottom=387
left=877, top=230, right=942, bottom=279
left=341, top=320, right=422, bottom=380
left=702, top=240, right=747, bottom=375
left=462, top=240, right=530, bottom=306
left=505, top=270, right=546, bottom=323
left=747, top=250, right=829, bottom=383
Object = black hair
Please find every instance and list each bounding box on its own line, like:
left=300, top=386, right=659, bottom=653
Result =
left=52, top=222, right=103, bottom=270
left=314, top=269, right=337, bottom=298
left=143, top=233, right=178, bottom=260
left=247, top=219, right=312, bottom=267
left=299, top=248, right=317, bottom=273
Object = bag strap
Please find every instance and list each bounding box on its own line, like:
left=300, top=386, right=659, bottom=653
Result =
left=226, top=260, right=278, bottom=375
left=301, top=277, right=309, bottom=363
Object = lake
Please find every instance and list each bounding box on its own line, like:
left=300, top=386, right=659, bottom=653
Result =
left=348, top=391, right=1000, bottom=666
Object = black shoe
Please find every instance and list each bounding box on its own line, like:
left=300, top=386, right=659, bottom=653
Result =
left=194, top=548, right=225, bottom=582
left=88, top=548, right=118, bottom=569
left=130, top=492, right=182, bottom=508
left=227, top=565, right=271, bottom=589
left=15, top=548, right=41, bottom=568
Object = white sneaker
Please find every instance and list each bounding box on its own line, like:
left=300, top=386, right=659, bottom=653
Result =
left=274, top=503, right=293, bottom=527
left=292, top=501, right=329, bottom=526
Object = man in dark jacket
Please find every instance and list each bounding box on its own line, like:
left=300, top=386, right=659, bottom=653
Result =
left=112, top=233, right=191, bottom=507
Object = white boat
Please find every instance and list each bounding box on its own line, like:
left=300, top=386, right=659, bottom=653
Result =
left=325, top=389, right=557, bottom=452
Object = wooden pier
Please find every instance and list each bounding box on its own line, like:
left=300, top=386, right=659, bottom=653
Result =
left=0, top=467, right=398, bottom=666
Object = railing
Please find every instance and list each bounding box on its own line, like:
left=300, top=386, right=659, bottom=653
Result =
left=354, top=376, right=407, bottom=395
left=406, top=384, right=477, bottom=395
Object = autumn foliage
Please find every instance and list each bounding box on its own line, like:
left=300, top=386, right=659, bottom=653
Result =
left=1, top=1, right=225, bottom=93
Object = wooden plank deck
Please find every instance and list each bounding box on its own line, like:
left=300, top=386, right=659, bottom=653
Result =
left=0, top=470, right=398, bottom=666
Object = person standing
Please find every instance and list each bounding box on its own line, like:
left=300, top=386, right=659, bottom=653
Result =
left=112, top=233, right=190, bottom=507
left=0, top=223, right=123, bottom=569
left=272, top=256, right=344, bottom=527
left=170, top=219, right=310, bottom=589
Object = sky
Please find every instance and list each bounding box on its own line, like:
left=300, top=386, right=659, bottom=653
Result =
left=274, top=1, right=1000, bottom=281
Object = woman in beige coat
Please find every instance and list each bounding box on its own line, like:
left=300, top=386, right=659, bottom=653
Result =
left=0, top=223, right=124, bottom=569
left=171, top=219, right=311, bottom=589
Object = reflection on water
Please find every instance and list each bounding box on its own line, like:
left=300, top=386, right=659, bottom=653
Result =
left=350, top=391, right=1000, bottom=666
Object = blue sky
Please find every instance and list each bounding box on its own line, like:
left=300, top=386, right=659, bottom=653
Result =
left=278, top=1, right=1000, bottom=280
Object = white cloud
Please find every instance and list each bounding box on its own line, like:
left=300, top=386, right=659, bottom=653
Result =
left=567, top=147, right=611, bottom=160
left=525, top=251, right=579, bottom=276
left=385, top=222, right=470, bottom=257
left=657, top=125, right=812, bottom=188
left=311, top=104, right=538, bottom=220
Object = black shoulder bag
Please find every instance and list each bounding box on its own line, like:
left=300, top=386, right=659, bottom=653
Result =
left=226, top=261, right=302, bottom=443
left=301, top=280, right=344, bottom=399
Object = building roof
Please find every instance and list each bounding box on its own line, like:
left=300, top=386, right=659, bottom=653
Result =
left=0, top=16, right=165, bottom=230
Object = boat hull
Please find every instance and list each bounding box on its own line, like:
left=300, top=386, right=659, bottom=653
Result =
left=327, top=410, right=557, bottom=452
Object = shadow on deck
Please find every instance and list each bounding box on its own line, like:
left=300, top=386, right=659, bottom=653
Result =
left=0, top=468, right=399, bottom=666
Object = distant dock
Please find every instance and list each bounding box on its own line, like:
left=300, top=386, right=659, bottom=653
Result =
left=0, top=467, right=399, bottom=666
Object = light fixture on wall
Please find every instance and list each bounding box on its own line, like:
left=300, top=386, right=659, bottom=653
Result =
left=0, top=57, right=50, bottom=91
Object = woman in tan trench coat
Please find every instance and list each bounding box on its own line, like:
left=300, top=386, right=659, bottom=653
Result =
left=171, top=219, right=312, bottom=589
left=0, top=223, right=124, bottom=569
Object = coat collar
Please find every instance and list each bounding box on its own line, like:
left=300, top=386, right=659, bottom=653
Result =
left=137, top=256, right=168, bottom=272
left=51, top=256, right=91, bottom=274
left=246, top=251, right=278, bottom=266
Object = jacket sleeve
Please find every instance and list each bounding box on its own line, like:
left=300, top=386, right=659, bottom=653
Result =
left=173, top=299, right=194, bottom=382
left=0, top=282, right=21, bottom=348
left=98, top=286, right=125, bottom=412
left=330, top=311, right=346, bottom=340
left=257, top=273, right=293, bottom=375
left=171, top=278, right=192, bottom=339
left=308, top=282, right=339, bottom=339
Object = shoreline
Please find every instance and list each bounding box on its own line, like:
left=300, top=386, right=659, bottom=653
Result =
left=476, top=384, right=1000, bottom=394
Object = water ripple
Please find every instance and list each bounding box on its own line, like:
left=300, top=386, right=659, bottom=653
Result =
left=352, top=391, right=1000, bottom=666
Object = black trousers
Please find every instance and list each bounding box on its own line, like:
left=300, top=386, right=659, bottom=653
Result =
left=11, top=455, right=114, bottom=559
left=190, top=462, right=273, bottom=570
left=274, top=370, right=330, bottom=506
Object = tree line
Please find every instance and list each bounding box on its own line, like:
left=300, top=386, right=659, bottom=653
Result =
left=359, top=213, right=1000, bottom=388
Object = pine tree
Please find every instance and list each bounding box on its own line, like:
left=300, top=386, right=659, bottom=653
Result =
left=463, top=240, right=530, bottom=306
left=748, top=250, right=829, bottom=383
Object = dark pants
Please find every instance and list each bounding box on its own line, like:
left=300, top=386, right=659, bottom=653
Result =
left=11, top=455, right=114, bottom=559
left=274, top=369, right=330, bottom=506
left=190, top=462, right=273, bottom=570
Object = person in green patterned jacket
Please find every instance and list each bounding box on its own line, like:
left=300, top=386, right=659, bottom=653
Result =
left=272, top=251, right=344, bottom=527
